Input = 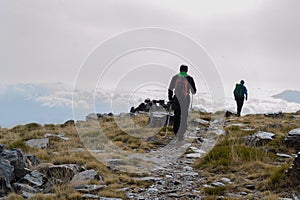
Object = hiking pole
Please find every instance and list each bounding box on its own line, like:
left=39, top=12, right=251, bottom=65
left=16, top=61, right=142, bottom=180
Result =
left=165, top=102, right=172, bottom=137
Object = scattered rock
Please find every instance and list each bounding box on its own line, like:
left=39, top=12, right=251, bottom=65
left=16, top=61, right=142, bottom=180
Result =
left=244, top=184, right=255, bottom=190
left=225, top=110, right=236, bottom=117
left=0, top=148, right=30, bottom=179
left=193, top=118, right=210, bottom=126
left=240, top=191, right=248, bottom=196
left=185, top=153, right=202, bottom=158
left=74, top=184, right=107, bottom=192
left=0, top=157, right=15, bottom=182
left=286, top=152, right=300, bottom=181
left=264, top=111, right=284, bottom=118
left=36, top=163, right=54, bottom=175
left=212, top=181, right=225, bottom=187
left=25, top=138, right=49, bottom=149
left=47, top=164, right=80, bottom=182
left=276, top=153, right=292, bottom=158
left=226, top=123, right=246, bottom=128
left=293, top=192, right=300, bottom=200
left=245, top=131, right=275, bottom=146
left=220, top=178, right=231, bottom=183
left=82, top=194, right=101, bottom=199
left=44, top=133, right=69, bottom=141
left=190, top=146, right=204, bottom=153
left=0, top=176, right=13, bottom=197
left=285, top=128, right=300, bottom=150
left=12, top=183, right=41, bottom=197
left=22, top=170, right=47, bottom=187
left=71, top=169, right=99, bottom=183
left=24, top=154, right=40, bottom=168
left=136, top=177, right=163, bottom=182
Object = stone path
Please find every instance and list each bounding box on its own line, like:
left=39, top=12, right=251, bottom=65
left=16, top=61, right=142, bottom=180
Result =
left=125, top=122, right=222, bottom=200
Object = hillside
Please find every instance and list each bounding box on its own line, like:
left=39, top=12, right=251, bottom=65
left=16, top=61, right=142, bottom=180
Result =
left=0, top=111, right=299, bottom=199
left=272, top=90, right=300, bottom=104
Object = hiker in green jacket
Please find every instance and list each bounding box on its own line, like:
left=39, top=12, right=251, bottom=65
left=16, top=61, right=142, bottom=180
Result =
left=233, top=80, right=248, bottom=117
left=168, top=65, right=197, bottom=139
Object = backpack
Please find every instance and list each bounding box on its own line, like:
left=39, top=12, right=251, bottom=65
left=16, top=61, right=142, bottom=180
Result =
left=175, top=76, right=189, bottom=98
left=234, top=84, right=243, bottom=98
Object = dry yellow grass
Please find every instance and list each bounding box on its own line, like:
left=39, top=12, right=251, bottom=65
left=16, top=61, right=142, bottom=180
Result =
left=194, top=112, right=300, bottom=198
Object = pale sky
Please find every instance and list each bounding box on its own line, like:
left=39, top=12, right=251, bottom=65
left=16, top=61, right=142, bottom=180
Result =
left=1, top=0, right=300, bottom=92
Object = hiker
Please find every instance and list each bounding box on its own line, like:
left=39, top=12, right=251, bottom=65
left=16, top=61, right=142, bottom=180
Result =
left=233, top=80, right=248, bottom=117
left=168, top=64, right=197, bottom=139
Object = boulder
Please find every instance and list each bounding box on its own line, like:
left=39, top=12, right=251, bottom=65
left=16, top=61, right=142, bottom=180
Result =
left=12, top=183, right=41, bottom=198
left=0, top=176, right=13, bottom=197
left=22, top=170, right=47, bottom=187
left=285, top=128, right=300, bottom=150
left=47, top=164, right=81, bottom=182
left=0, top=148, right=29, bottom=180
left=225, top=110, right=236, bottom=117
left=0, top=157, right=15, bottom=182
left=286, top=152, right=300, bottom=181
left=25, top=138, right=49, bottom=149
left=244, top=131, right=275, bottom=146
left=71, top=169, right=99, bottom=183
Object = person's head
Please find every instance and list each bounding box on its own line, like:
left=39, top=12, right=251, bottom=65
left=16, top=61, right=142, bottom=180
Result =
left=180, top=64, right=188, bottom=73
left=240, top=80, right=245, bottom=85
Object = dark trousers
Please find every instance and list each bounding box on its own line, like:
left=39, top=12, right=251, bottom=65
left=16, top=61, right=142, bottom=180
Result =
left=235, top=97, right=244, bottom=116
left=173, top=95, right=190, bottom=138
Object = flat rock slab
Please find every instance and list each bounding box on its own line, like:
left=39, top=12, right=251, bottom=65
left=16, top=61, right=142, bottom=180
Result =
left=23, top=170, right=46, bottom=187
left=71, top=169, right=99, bottom=183
left=25, top=138, right=49, bottom=149
left=193, top=118, right=210, bottom=125
left=255, top=131, right=275, bottom=140
left=44, top=133, right=69, bottom=141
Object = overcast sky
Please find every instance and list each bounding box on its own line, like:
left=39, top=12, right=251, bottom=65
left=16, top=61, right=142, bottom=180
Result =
left=1, top=0, right=300, bottom=92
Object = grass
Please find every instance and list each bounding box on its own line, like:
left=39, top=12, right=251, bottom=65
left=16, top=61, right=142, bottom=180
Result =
left=1, top=111, right=300, bottom=199
left=194, top=112, right=300, bottom=198
left=0, top=119, right=153, bottom=199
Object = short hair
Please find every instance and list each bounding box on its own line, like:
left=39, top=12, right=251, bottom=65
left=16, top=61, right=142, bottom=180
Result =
left=180, top=65, right=188, bottom=72
left=240, top=80, right=245, bottom=84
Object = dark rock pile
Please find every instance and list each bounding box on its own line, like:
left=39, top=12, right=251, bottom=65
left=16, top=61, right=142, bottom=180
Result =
left=130, top=98, right=169, bottom=113
left=287, top=152, right=300, bottom=182
left=285, top=128, right=300, bottom=151
left=0, top=144, right=106, bottom=198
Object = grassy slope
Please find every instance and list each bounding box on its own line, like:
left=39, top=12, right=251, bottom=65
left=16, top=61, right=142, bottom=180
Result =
left=0, top=111, right=299, bottom=199
left=194, top=112, right=300, bottom=199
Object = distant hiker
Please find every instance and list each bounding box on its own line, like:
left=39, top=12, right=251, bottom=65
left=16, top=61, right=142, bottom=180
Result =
left=168, top=65, right=197, bottom=139
left=233, top=80, right=248, bottom=117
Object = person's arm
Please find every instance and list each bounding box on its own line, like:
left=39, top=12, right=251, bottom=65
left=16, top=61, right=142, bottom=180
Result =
left=188, top=76, right=197, bottom=94
left=244, top=86, right=248, bottom=100
left=168, top=76, right=176, bottom=101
